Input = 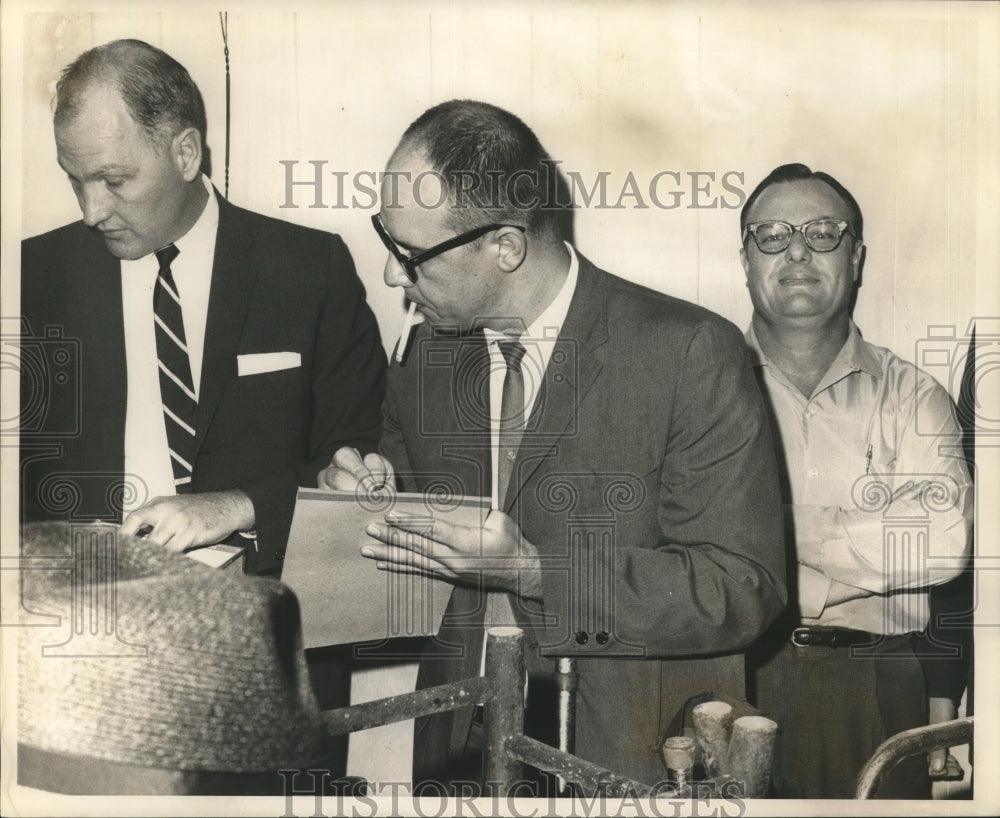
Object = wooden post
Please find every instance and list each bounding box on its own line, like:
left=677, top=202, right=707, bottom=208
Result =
left=506, top=735, right=653, bottom=798
left=692, top=700, right=733, bottom=778
left=727, top=715, right=777, bottom=798
left=482, top=626, right=525, bottom=795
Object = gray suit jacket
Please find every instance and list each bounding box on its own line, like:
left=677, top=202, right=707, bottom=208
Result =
left=381, top=254, right=786, bottom=785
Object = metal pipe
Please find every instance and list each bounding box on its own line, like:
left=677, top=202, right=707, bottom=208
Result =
left=855, top=717, right=973, bottom=799
left=555, top=656, right=579, bottom=794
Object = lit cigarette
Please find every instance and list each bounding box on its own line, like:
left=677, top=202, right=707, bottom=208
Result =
left=395, top=301, right=417, bottom=363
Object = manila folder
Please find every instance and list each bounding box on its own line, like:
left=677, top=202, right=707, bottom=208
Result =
left=281, top=487, right=490, bottom=648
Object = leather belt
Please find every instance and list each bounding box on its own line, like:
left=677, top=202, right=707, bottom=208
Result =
left=790, top=626, right=877, bottom=648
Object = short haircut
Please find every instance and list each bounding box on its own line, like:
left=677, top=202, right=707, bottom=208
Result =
left=54, top=39, right=207, bottom=154
left=394, top=99, right=565, bottom=236
left=740, top=163, right=864, bottom=242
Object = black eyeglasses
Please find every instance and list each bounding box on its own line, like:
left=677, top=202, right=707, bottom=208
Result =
left=743, top=219, right=854, bottom=254
left=371, top=213, right=525, bottom=283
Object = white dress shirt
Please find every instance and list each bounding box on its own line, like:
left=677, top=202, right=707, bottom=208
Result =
left=483, top=243, right=580, bottom=509
left=121, top=176, right=219, bottom=511
left=477, top=243, right=579, bottom=666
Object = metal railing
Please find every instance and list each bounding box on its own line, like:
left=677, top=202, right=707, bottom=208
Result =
left=855, top=717, right=974, bottom=799
left=324, top=627, right=972, bottom=799
left=321, top=626, right=650, bottom=795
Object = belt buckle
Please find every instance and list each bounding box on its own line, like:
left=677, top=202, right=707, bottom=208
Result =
left=790, top=627, right=812, bottom=647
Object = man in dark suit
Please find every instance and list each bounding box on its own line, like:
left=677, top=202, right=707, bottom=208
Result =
left=320, top=100, right=786, bottom=789
left=20, top=39, right=386, bottom=577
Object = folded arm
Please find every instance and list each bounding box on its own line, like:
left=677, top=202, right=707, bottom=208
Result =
left=792, top=380, right=971, bottom=606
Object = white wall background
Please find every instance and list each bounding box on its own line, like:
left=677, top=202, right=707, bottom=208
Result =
left=5, top=0, right=1000, bottom=801
left=16, top=1, right=997, bottom=386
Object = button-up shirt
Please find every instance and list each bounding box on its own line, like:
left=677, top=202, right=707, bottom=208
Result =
left=121, top=176, right=218, bottom=510
left=478, top=243, right=578, bottom=671
left=747, top=322, right=972, bottom=635
left=483, top=242, right=579, bottom=510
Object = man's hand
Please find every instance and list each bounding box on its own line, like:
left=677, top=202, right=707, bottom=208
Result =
left=318, top=446, right=395, bottom=491
left=362, top=509, right=543, bottom=601
left=927, top=696, right=962, bottom=778
left=888, top=479, right=936, bottom=507
left=120, top=489, right=255, bottom=552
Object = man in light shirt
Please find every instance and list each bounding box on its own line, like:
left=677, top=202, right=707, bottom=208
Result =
left=20, top=39, right=386, bottom=576
left=321, top=100, right=786, bottom=791
left=739, top=163, right=973, bottom=798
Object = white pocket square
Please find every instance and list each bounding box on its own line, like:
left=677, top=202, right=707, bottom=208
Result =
left=237, top=351, right=301, bottom=376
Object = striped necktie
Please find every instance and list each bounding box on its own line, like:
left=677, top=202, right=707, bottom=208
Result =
left=153, top=244, right=197, bottom=491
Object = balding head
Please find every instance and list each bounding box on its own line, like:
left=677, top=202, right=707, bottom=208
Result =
left=55, top=39, right=207, bottom=159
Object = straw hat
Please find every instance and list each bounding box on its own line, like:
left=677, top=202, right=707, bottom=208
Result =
left=17, top=522, right=338, bottom=794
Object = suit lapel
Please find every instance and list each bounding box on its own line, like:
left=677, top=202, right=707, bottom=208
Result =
left=82, top=236, right=128, bottom=474
left=503, top=256, right=609, bottom=511
left=407, top=327, right=492, bottom=498
left=194, top=194, right=257, bottom=452
left=407, top=330, right=491, bottom=758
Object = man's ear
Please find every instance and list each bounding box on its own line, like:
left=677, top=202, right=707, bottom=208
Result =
left=851, top=239, right=865, bottom=283
left=494, top=226, right=527, bottom=273
left=172, top=127, right=203, bottom=182
left=740, top=246, right=750, bottom=283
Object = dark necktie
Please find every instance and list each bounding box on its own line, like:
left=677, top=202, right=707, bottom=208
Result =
left=496, top=339, right=527, bottom=508
left=479, top=338, right=528, bottom=684
left=153, top=244, right=197, bottom=491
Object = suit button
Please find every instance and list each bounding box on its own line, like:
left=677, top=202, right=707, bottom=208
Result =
left=596, top=631, right=609, bottom=645
left=575, top=631, right=589, bottom=645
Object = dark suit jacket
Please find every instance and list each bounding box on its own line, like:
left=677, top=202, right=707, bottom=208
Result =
left=20, top=193, right=386, bottom=575
left=379, top=255, right=786, bottom=785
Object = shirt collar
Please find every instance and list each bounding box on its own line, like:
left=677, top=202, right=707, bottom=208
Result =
left=119, top=176, right=218, bottom=275
left=171, top=175, right=219, bottom=259
left=840, top=321, right=881, bottom=377
left=746, top=320, right=879, bottom=376
left=484, top=241, right=578, bottom=345
left=525, top=241, right=578, bottom=340
left=746, top=319, right=882, bottom=403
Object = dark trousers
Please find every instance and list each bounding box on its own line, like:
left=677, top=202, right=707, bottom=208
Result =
left=304, top=644, right=351, bottom=778
left=751, top=632, right=930, bottom=799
